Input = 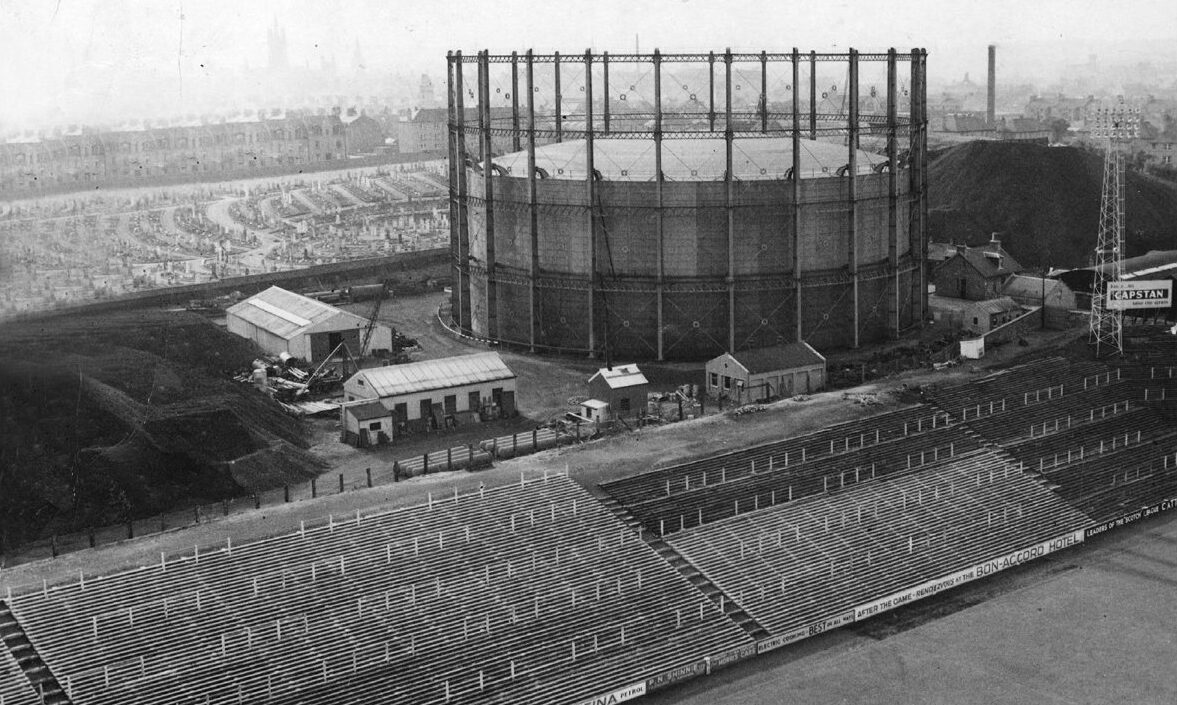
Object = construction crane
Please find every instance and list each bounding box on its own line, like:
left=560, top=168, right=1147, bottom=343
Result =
left=294, top=281, right=390, bottom=398
left=1088, top=103, right=1140, bottom=357
left=358, top=280, right=392, bottom=359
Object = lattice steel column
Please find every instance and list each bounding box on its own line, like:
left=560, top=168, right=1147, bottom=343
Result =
left=886, top=48, right=899, bottom=339
left=809, top=51, right=817, bottom=140
left=655, top=49, right=666, bottom=360
left=510, top=52, right=521, bottom=152
left=453, top=50, right=471, bottom=331
left=602, top=52, right=611, bottom=135
left=554, top=51, right=562, bottom=143
left=1089, top=145, right=1125, bottom=355
left=585, top=50, right=597, bottom=358
left=479, top=50, right=498, bottom=339
left=1088, top=104, right=1138, bottom=357
left=724, top=49, right=736, bottom=353
left=792, top=48, right=803, bottom=343
left=848, top=48, right=860, bottom=348
left=909, top=48, right=928, bottom=325
left=526, top=50, right=539, bottom=353
left=446, top=52, right=462, bottom=328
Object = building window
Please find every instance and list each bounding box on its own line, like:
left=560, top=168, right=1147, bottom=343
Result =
left=444, top=395, right=457, bottom=414
left=723, top=376, right=732, bottom=390
left=973, top=317, right=979, bottom=325
left=619, top=397, right=631, bottom=412
left=710, top=372, right=718, bottom=387
left=394, top=403, right=408, bottom=421
left=368, top=422, right=382, bottom=431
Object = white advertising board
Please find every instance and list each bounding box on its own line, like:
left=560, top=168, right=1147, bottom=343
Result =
left=1107, top=280, right=1173, bottom=310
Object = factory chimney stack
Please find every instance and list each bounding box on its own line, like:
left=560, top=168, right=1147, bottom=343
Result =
left=987, top=44, right=996, bottom=126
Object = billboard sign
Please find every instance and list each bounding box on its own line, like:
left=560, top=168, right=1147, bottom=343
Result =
left=1107, top=280, right=1173, bottom=310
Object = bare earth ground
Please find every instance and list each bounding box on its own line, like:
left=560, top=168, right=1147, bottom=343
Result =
left=0, top=374, right=907, bottom=591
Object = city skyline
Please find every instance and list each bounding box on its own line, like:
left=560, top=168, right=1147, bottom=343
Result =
left=1, top=0, right=1176, bottom=131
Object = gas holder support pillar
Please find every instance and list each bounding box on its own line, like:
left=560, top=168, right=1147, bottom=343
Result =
left=585, top=49, right=598, bottom=358
left=725, top=49, right=737, bottom=354
left=526, top=50, right=539, bottom=353
left=886, top=48, right=900, bottom=339
left=453, top=51, right=472, bottom=331
left=848, top=49, right=860, bottom=348
left=708, top=51, right=717, bottom=132
left=760, top=51, right=769, bottom=133
left=446, top=51, right=463, bottom=331
left=655, top=49, right=666, bottom=360
left=554, top=51, right=563, bottom=143
left=809, top=51, right=818, bottom=140
left=479, top=50, right=498, bottom=339
left=909, top=48, right=928, bottom=324
left=792, top=48, right=804, bottom=343
left=602, top=52, right=611, bottom=135
left=510, top=52, right=521, bottom=152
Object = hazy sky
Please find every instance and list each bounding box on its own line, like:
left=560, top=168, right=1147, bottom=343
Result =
left=1, top=0, right=1175, bottom=129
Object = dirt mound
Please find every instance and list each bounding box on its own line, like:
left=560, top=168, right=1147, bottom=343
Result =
left=0, top=310, right=320, bottom=551
left=928, top=141, right=1177, bottom=268
left=225, top=443, right=323, bottom=492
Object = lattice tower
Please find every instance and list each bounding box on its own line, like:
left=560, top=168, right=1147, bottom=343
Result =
left=1087, top=104, right=1139, bottom=357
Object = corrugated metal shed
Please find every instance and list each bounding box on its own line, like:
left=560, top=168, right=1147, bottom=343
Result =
left=345, top=401, right=392, bottom=421
left=1002, top=275, right=1061, bottom=301
left=968, top=296, right=1023, bottom=316
left=588, top=364, right=648, bottom=389
left=227, top=286, right=359, bottom=340
left=726, top=342, right=826, bottom=375
left=350, top=352, right=515, bottom=398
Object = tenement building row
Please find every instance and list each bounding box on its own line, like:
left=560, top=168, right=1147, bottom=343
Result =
left=0, top=110, right=386, bottom=193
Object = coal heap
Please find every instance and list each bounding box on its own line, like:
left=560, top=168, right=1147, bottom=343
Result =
left=928, top=141, right=1177, bottom=269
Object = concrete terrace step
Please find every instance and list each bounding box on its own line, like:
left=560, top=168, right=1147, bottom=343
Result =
left=603, top=494, right=773, bottom=641
left=0, top=601, right=73, bottom=705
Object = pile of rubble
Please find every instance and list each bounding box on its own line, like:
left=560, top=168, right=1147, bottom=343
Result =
left=732, top=404, right=766, bottom=416
left=233, top=356, right=343, bottom=403
left=842, top=392, right=883, bottom=406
